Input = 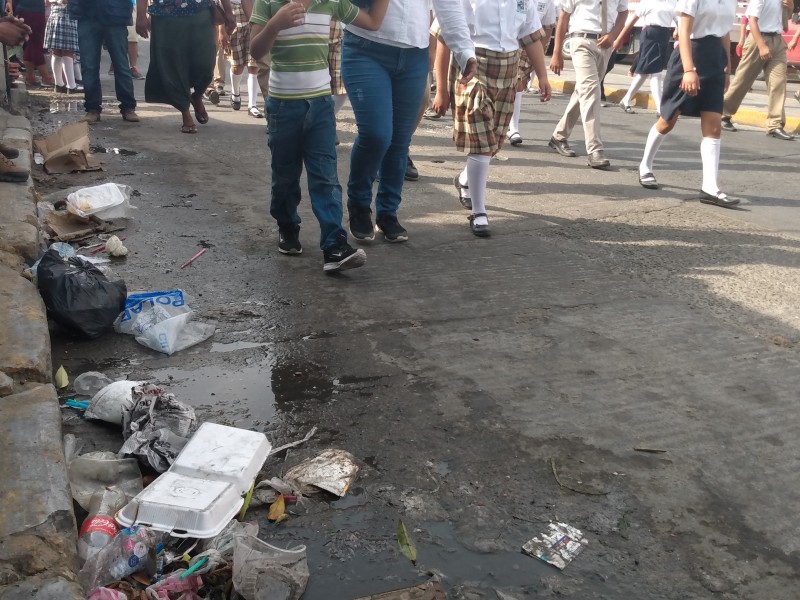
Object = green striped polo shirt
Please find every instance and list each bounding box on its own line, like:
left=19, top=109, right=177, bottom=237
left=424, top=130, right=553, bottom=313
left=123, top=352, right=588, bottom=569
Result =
left=250, top=0, right=359, bottom=100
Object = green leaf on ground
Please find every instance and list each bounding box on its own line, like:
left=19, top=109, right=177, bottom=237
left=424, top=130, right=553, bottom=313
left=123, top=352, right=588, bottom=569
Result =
left=396, top=519, right=417, bottom=564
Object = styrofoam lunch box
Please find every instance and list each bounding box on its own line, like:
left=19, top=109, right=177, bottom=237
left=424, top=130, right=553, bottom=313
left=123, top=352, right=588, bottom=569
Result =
left=169, top=422, right=272, bottom=494
left=116, top=472, right=244, bottom=538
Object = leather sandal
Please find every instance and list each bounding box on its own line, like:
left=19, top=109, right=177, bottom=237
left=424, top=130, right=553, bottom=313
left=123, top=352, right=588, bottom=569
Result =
left=453, top=174, right=472, bottom=210
left=699, top=190, right=740, bottom=208
left=468, top=213, right=491, bottom=237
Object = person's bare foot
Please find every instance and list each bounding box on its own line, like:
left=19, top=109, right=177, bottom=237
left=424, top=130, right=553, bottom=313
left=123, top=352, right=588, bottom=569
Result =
left=190, top=93, right=209, bottom=124
left=181, top=110, right=197, bottom=133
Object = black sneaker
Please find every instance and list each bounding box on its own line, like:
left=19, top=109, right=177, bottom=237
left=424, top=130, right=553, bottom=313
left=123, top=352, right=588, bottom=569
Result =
left=349, top=208, right=375, bottom=241
left=405, top=157, right=419, bottom=181
left=375, top=214, right=408, bottom=243
left=323, top=238, right=367, bottom=272
left=721, top=116, right=737, bottom=132
left=278, top=226, right=302, bottom=255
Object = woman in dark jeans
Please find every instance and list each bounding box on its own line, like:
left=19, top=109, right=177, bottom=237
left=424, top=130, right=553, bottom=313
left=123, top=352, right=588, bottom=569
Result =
left=341, top=0, right=475, bottom=243
left=9, top=0, right=53, bottom=85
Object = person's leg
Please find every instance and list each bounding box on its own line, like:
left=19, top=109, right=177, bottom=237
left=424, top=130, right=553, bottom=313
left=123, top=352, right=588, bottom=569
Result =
left=374, top=46, right=429, bottom=220
left=649, top=72, right=663, bottom=114
left=722, top=36, right=762, bottom=120
left=303, top=96, right=348, bottom=250
left=552, top=88, right=581, bottom=142
left=266, top=97, right=306, bottom=239
left=639, top=112, right=679, bottom=179
left=77, top=19, right=103, bottom=114
left=341, top=34, right=394, bottom=219
left=699, top=111, right=723, bottom=195
left=763, top=38, right=787, bottom=133
left=576, top=42, right=608, bottom=154
left=62, top=51, right=77, bottom=88
left=467, top=154, right=491, bottom=232
left=103, top=25, right=137, bottom=114
left=621, top=73, right=645, bottom=108
left=229, top=4, right=246, bottom=108
left=51, top=51, right=65, bottom=88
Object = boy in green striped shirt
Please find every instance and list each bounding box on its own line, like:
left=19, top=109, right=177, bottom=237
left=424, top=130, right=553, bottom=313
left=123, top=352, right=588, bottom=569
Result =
left=250, top=0, right=388, bottom=273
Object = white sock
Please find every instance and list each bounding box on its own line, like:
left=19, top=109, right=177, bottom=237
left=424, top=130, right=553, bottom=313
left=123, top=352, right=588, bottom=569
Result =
left=62, top=56, right=76, bottom=88
left=333, top=93, right=348, bottom=115
left=640, top=124, right=666, bottom=176
left=700, top=137, right=721, bottom=196
left=51, top=55, right=64, bottom=87
left=466, top=154, right=491, bottom=226
left=74, top=57, right=81, bottom=82
left=622, top=73, right=645, bottom=107
left=231, top=69, right=243, bottom=96
left=458, top=165, right=468, bottom=188
left=247, top=73, right=259, bottom=108
left=508, top=91, right=523, bottom=136
left=649, top=72, right=663, bottom=115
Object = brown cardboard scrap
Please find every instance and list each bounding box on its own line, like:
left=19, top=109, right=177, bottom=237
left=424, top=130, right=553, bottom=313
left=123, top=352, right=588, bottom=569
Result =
left=33, top=121, right=101, bottom=174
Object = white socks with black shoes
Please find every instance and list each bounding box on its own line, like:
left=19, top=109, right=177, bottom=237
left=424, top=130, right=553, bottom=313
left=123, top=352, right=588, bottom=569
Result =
left=622, top=73, right=645, bottom=108
left=62, top=56, right=77, bottom=89
left=247, top=73, right=259, bottom=109
left=508, top=91, right=523, bottom=137
left=639, top=124, right=666, bottom=177
left=700, top=137, right=722, bottom=196
left=230, top=69, right=243, bottom=99
left=51, top=55, right=64, bottom=87
left=649, top=72, right=663, bottom=115
left=466, top=154, right=491, bottom=227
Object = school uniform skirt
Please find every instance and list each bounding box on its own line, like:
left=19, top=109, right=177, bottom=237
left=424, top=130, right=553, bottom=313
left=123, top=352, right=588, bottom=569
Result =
left=660, top=36, right=727, bottom=121
left=634, top=25, right=674, bottom=74
left=44, top=4, right=79, bottom=53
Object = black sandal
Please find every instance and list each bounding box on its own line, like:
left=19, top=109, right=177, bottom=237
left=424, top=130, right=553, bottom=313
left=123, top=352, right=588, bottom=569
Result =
left=639, top=172, right=658, bottom=189
left=453, top=174, right=472, bottom=210
left=468, top=213, right=491, bottom=237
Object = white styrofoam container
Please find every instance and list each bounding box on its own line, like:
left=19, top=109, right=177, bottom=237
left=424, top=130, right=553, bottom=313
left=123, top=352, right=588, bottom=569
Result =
left=116, top=472, right=244, bottom=538
left=169, top=422, right=271, bottom=494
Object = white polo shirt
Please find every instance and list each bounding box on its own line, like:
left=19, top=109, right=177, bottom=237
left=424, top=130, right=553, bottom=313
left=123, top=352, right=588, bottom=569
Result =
left=676, top=0, right=737, bottom=38
left=638, top=0, right=677, bottom=27
left=462, top=0, right=543, bottom=51
left=745, top=0, right=783, bottom=34
left=347, top=0, right=476, bottom=69
left=538, top=0, right=558, bottom=26
left=560, top=0, right=629, bottom=34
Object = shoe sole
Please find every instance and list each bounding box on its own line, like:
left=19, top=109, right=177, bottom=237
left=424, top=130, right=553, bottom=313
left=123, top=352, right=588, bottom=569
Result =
left=278, top=247, right=302, bottom=255
left=548, top=140, right=576, bottom=157
left=0, top=174, right=29, bottom=183
left=375, top=224, right=408, bottom=243
left=324, top=249, right=367, bottom=272
left=588, top=162, right=610, bottom=169
left=404, top=174, right=419, bottom=182
left=350, top=229, right=375, bottom=242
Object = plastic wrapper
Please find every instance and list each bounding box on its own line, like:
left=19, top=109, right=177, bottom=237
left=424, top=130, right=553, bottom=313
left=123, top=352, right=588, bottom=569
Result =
left=145, top=569, right=203, bottom=600
left=232, top=536, right=309, bottom=600
left=114, top=290, right=215, bottom=356
left=78, top=526, right=157, bottom=592
left=67, top=183, right=136, bottom=220
left=37, top=249, right=127, bottom=339
left=119, top=384, right=197, bottom=472
left=85, top=380, right=146, bottom=425
left=73, top=371, right=114, bottom=397
left=87, top=588, right=128, bottom=600
left=68, top=451, right=143, bottom=511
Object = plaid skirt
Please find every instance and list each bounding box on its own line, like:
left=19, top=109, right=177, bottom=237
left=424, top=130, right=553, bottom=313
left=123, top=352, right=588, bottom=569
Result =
left=450, top=47, right=519, bottom=155
left=226, top=4, right=257, bottom=68
left=329, top=20, right=345, bottom=95
left=44, top=4, right=79, bottom=53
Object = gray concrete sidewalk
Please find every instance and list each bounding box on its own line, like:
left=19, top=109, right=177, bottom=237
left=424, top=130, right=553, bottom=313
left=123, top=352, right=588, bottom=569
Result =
left=0, top=99, right=82, bottom=599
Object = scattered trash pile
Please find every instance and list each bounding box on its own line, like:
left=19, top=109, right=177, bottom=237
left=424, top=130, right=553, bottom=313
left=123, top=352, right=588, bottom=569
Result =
left=26, top=178, right=214, bottom=352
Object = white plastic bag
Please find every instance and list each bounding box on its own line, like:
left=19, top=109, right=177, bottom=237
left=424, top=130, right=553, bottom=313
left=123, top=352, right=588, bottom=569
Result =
left=85, top=380, right=145, bottom=425
left=232, top=536, right=309, bottom=600
left=67, top=183, right=136, bottom=220
left=114, top=290, right=215, bottom=355
left=68, top=451, right=143, bottom=510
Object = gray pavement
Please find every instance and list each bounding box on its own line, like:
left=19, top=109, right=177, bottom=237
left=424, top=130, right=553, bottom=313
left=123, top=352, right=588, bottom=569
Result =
left=3, top=39, right=800, bottom=599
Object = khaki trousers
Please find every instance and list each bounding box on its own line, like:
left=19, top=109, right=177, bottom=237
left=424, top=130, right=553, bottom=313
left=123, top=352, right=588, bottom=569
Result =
left=213, top=44, right=226, bottom=86
left=723, top=33, right=787, bottom=132
left=553, top=37, right=613, bottom=154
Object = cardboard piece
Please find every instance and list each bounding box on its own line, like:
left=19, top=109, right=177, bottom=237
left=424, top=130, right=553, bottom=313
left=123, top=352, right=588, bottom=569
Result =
left=353, top=582, right=446, bottom=600
left=45, top=211, right=123, bottom=242
left=33, top=122, right=101, bottom=174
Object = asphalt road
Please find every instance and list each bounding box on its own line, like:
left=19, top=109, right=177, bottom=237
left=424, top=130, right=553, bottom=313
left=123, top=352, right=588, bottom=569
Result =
left=34, top=41, right=800, bottom=599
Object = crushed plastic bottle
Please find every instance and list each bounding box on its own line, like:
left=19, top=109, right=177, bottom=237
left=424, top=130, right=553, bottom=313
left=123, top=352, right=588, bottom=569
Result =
left=78, top=526, right=158, bottom=591
left=77, top=487, right=127, bottom=565
left=73, top=371, right=113, bottom=397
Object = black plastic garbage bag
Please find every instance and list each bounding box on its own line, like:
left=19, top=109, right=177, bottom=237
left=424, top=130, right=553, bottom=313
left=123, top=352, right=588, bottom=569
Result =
left=37, top=249, right=127, bottom=339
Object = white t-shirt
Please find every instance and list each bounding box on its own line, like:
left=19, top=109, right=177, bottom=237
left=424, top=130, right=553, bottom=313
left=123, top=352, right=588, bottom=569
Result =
left=463, top=0, right=544, bottom=51
left=676, top=0, right=737, bottom=38
left=537, top=0, right=558, bottom=26
left=560, top=0, right=629, bottom=35
left=745, top=0, right=783, bottom=34
left=638, top=0, right=678, bottom=27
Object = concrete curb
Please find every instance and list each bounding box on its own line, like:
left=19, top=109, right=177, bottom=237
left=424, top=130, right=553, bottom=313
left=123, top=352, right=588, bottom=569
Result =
left=0, top=94, right=83, bottom=599
left=549, top=77, right=800, bottom=134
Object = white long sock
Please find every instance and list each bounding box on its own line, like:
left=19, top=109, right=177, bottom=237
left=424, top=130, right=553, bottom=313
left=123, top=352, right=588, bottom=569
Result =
left=640, top=124, right=666, bottom=176
left=458, top=165, right=468, bottom=187
left=622, top=73, right=645, bottom=107
left=333, top=93, right=348, bottom=115
left=74, top=57, right=81, bottom=82
left=62, top=56, right=76, bottom=88
left=700, top=137, right=721, bottom=195
left=247, top=73, right=259, bottom=108
left=466, top=154, right=491, bottom=226
left=231, top=69, right=243, bottom=96
left=51, top=55, right=64, bottom=87
left=508, top=91, right=523, bottom=135
left=649, top=72, right=663, bottom=115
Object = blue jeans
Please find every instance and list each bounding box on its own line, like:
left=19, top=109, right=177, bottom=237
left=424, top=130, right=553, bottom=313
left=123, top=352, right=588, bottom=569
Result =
left=341, top=32, right=429, bottom=218
left=266, top=95, right=346, bottom=251
left=77, top=19, right=136, bottom=114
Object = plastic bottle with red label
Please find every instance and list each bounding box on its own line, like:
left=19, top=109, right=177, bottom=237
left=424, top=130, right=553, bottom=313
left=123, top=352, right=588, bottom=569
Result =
left=77, top=487, right=127, bottom=565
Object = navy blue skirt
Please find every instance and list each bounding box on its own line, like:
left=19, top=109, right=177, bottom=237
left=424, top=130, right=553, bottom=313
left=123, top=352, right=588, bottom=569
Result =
left=660, top=36, right=727, bottom=121
left=634, top=25, right=674, bottom=74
